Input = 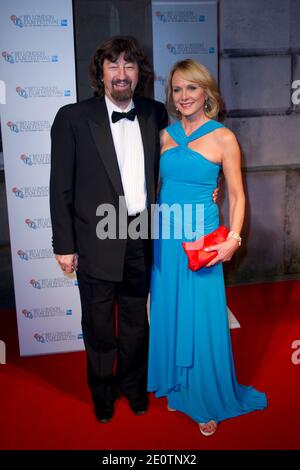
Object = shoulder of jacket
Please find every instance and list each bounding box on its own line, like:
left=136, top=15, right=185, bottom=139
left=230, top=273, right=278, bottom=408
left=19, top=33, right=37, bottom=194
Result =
left=56, top=97, right=101, bottom=116
left=135, top=95, right=165, bottom=109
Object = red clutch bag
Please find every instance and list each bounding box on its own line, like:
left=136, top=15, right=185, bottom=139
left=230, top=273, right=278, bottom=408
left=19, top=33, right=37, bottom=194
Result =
left=182, top=226, right=229, bottom=271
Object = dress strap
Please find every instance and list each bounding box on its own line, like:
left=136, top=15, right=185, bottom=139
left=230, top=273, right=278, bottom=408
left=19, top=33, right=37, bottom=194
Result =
left=165, top=119, right=225, bottom=146
left=165, top=121, right=187, bottom=145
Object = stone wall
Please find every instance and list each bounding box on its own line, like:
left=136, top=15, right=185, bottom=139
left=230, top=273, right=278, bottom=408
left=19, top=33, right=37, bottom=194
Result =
left=219, top=0, right=300, bottom=283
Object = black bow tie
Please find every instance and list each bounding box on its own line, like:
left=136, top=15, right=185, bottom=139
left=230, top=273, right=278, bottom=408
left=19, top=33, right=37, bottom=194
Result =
left=111, top=108, right=136, bottom=123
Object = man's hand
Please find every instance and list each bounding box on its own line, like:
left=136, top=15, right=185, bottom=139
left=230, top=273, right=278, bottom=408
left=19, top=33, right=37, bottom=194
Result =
left=212, top=187, right=219, bottom=203
left=55, top=254, right=78, bottom=273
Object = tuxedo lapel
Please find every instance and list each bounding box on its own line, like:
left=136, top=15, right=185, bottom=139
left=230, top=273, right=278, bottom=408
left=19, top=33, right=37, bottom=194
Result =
left=87, top=98, right=124, bottom=197
left=86, top=96, right=156, bottom=205
left=134, top=97, right=156, bottom=206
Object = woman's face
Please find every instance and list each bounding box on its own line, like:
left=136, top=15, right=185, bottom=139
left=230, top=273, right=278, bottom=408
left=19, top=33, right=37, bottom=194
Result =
left=171, top=71, right=207, bottom=118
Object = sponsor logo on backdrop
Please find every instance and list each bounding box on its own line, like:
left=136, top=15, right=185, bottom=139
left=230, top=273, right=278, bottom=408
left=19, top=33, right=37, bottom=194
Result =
left=30, top=279, right=42, bottom=289
left=2, top=51, right=14, bottom=63
left=2, top=50, right=58, bottom=64
left=17, top=248, right=53, bottom=261
left=34, top=331, right=80, bottom=344
left=22, top=307, right=73, bottom=319
left=7, top=121, right=19, bottom=133
left=156, top=10, right=205, bottom=23
left=155, top=75, right=167, bottom=86
left=12, top=187, right=24, bottom=198
left=34, top=333, right=46, bottom=343
left=17, top=250, right=28, bottom=260
left=22, top=309, right=33, bottom=319
left=25, top=217, right=52, bottom=230
left=7, top=120, right=51, bottom=132
left=16, top=86, right=28, bottom=98
left=166, top=43, right=215, bottom=55
left=20, top=153, right=50, bottom=166
left=30, top=277, right=77, bottom=289
left=10, top=14, right=68, bottom=28
left=16, top=85, right=71, bottom=98
left=12, top=186, right=49, bottom=198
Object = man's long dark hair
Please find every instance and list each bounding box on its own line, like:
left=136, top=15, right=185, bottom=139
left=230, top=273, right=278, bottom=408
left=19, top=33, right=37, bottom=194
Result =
left=89, top=36, right=153, bottom=97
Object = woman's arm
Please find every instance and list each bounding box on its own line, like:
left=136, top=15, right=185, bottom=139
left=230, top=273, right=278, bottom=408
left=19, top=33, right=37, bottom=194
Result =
left=222, top=131, right=245, bottom=236
left=205, top=130, right=245, bottom=266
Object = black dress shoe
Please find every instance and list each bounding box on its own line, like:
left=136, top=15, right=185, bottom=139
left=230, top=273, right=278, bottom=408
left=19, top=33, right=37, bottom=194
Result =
left=129, top=398, right=149, bottom=416
left=94, top=407, right=114, bottom=423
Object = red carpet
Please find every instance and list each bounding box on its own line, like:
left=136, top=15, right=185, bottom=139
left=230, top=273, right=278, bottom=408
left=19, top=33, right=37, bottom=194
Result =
left=0, top=280, right=299, bottom=450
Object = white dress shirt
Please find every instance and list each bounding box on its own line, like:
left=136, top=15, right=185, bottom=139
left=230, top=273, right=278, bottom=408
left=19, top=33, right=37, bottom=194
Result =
left=105, top=95, right=147, bottom=216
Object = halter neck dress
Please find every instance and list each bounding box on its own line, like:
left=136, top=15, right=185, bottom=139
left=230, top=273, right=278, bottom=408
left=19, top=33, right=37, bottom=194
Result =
left=147, top=120, right=267, bottom=423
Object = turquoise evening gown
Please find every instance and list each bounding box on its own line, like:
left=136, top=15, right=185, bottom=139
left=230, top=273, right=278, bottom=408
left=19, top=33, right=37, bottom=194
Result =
left=147, top=120, right=267, bottom=424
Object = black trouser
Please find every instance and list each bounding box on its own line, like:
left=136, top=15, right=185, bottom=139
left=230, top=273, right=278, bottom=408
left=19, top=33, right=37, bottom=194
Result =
left=77, top=236, right=150, bottom=410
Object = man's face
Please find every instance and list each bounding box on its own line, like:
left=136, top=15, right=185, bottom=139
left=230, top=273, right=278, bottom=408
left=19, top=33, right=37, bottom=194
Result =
left=102, top=52, right=139, bottom=107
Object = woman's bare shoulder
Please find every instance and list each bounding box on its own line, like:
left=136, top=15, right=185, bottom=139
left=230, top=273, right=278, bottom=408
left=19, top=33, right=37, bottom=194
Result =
left=215, top=126, right=236, bottom=142
left=214, top=126, right=239, bottom=152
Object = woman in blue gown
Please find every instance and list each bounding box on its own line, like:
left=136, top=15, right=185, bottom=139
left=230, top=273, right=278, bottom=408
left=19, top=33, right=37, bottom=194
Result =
left=147, top=59, right=267, bottom=436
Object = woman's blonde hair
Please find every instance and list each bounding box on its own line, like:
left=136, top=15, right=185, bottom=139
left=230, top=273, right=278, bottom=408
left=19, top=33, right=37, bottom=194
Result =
left=165, top=59, right=221, bottom=119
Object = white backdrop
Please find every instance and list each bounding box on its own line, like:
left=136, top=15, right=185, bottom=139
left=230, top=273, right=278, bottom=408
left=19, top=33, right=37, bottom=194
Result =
left=152, top=0, right=218, bottom=103
left=0, top=0, right=84, bottom=356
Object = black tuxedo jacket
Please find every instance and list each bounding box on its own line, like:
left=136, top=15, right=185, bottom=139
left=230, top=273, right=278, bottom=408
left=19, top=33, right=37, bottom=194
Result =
left=50, top=95, right=168, bottom=281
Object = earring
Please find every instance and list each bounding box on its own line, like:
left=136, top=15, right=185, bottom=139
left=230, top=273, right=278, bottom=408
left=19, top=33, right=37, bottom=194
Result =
left=204, top=100, right=209, bottom=111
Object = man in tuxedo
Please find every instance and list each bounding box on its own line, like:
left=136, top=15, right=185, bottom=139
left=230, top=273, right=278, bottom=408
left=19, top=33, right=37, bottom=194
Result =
left=50, top=36, right=168, bottom=423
